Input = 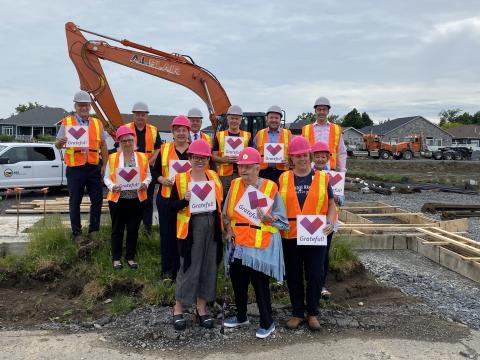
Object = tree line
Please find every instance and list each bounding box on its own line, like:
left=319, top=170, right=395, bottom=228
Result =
left=438, top=109, right=480, bottom=129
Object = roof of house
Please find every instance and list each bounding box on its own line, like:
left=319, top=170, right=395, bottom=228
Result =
left=446, top=124, right=480, bottom=139
left=1, top=107, right=69, bottom=127
left=359, top=116, right=419, bottom=135
left=343, top=126, right=365, bottom=135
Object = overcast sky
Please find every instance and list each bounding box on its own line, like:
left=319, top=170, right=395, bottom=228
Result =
left=1, top=0, right=479, bottom=125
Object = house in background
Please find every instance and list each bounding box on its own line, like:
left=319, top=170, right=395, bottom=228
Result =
left=342, top=127, right=365, bottom=149
left=447, top=124, right=480, bottom=151
left=360, top=116, right=452, bottom=149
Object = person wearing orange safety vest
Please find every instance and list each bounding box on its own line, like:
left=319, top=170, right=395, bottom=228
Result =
left=55, top=90, right=108, bottom=244
left=168, top=139, right=223, bottom=331
left=121, top=102, right=161, bottom=236
left=187, top=107, right=213, bottom=147
left=254, top=105, right=292, bottom=182
left=104, top=126, right=151, bottom=270
left=278, top=136, right=336, bottom=332
left=212, top=105, right=253, bottom=197
left=152, top=115, right=191, bottom=280
left=301, top=97, right=347, bottom=172
left=222, top=147, right=288, bottom=339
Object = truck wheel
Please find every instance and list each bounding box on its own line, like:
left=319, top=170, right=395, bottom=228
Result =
left=433, top=152, right=442, bottom=160
left=453, top=152, right=463, bottom=161
left=443, top=152, right=453, bottom=160
left=379, top=150, right=390, bottom=160
left=402, top=151, right=413, bottom=160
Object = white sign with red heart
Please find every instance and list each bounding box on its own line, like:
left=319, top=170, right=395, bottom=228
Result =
left=234, top=185, right=274, bottom=226
left=116, top=166, right=141, bottom=191
left=66, top=126, right=89, bottom=148
left=224, top=136, right=244, bottom=156
left=188, top=180, right=216, bottom=214
left=169, top=160, right=191, bottom=182
left=263, top=143, right=285, bottom=163
left=296, top=215, right=327, bottom=246
left=326, top=171, right=345, bottom=196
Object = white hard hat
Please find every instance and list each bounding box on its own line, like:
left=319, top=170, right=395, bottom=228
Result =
left=227, top=105, right=243, bottom=116
left=313, top=97, right=331, bottom=109
left=73, top=90, right=91, bottom=103
left=266, top=105, right=283, bottom=117
left=132, top=102, right=149, bottom=113
left=187, top=107, right=203, bottom=118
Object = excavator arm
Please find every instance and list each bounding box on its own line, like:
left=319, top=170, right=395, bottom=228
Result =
left=65, top=22, right=231, bottom=136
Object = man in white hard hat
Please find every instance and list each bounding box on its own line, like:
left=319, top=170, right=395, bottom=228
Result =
left=212, top=105, right=253, bottom=195
left=301, top=97, right=347, bottom=172
left=55, top=90, right=108, bottom=246
left=123, top=102, right=161, bottom=236
left=254, top=105, right=292, bottom=182
left=187, top=107, right=212, bottom=147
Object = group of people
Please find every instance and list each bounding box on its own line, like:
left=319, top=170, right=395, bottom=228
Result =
left=56, top=91, right=347, bottom=339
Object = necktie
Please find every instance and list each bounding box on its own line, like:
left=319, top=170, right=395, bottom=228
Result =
left=194, top=133, right=198, bottom=140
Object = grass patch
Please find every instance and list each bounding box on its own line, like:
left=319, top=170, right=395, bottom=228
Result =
left=110, top=295, right=136, bottom=315
left=329, top=237, right=360, bottom=274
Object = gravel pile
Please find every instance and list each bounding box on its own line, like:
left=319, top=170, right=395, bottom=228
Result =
left=345, top=189, right=480, bottom=241
left=358, top=250, right=480, bottom=330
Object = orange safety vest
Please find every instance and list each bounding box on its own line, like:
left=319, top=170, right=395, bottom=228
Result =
left=175, top=170, right=223, bottom=239
left=255, top=128, right=291, bottom=170
left=126, top=122, right=158, bottom=160
left=226, top=178, right=279, bottom=249
left=216, top=130, right=251, bottom=176
left=62, top=116, right=102, bottom=167
left=302, top=123, right=342, bottom=170
left=160, top=142, right=182, bottom=198
left=278, top=170, right=329, bottom=239
left=106, top=151, right=148, bottom=202
left=194, top=131, right=212, bottom=147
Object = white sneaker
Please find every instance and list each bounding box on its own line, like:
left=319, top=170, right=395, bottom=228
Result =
left=256, top=323, right=275, bottom=339
left=223, top=317, right=250, bottom=328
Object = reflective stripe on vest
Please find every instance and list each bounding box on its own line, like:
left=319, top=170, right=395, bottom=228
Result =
left=256, top=128, right=291, bottom=170
left=279, top=170, right=329, bottom=239
left=217, top=130, right=250, bottom=176
left=160, top=142, right=179, bottom=198
left=201, top=132, right=212, bottom=147
left=226, top=178, right=279, bottom=249
left=63, top=116, right=102, bottom=167
left=175, top=170, right=223, bottom=239
left=127, top=122, right=158, bottom=160
left=302, top=123, right=342, bottom=169
left=106, top=151, right=148, bottom=202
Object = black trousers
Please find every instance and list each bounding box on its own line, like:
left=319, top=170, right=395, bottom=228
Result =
left=259, top=167, right=284, bottom=183
left=230, top=258, right=273, bottom=329
left=320, top=233, right=334, bottom=289
left=282, top=239, right=327, bottom=318
left=156, top=194, right=179, bottom=277
left=141, top=170, right=156, bottom=233
left=66, top=164, right=103, bottom=236
left=109, top=198, right=143, bottom=261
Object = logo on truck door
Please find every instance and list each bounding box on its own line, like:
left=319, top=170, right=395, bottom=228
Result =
left=4, top=169, right=13, bottom=177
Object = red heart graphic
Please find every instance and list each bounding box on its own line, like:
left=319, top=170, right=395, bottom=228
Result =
left=300, top=217, right=324, bottom=235
left=330, top=173, right=343, bottom=186
left=227, top=138, right=242, bottom=149
left=191, top=183, right=213, bottom=201
left=172, top=162, right=191, bottom=173
left=266, top=144, right=282, bottom=156
left=248, top=191, right=268, bottom=209
left=118, top=168, right=138, bottom=182
left=68, top=127, right=86, bottom=140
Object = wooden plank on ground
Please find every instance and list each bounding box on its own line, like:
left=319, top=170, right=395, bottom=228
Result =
left=416, top=228, right=480, bottom=255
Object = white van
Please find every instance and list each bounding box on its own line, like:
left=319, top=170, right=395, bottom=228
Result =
left=0, top=143, right=66, bottom=189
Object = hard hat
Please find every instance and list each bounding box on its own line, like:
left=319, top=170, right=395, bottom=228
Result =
left=313, top=97, right=331, bottom=109
left=266, top=105, right=283, bottom=117
left=311, top=142, right=330, bottom=153
left=187, top=139, right=211, bottom=157
left=227, top=105, right=243, bottom=116
left=237, top=147, right=261, bottom=165
left=73, top=90, right=91, bottom=103
left=132, top=102, right=149, bottom=113
left=187, top=107, right=203, bottom=118
left=116, top=125, right=135, bottom=142
left=288, top=136, right=311, bottom=155
left=170, top=115, right=192, bottom=130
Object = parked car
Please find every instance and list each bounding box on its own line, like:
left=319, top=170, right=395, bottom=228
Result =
left=0, top=143, right=66, bottom=189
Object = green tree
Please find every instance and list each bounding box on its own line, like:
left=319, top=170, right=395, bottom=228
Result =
left=15, top=102, right=45, bottom=114
left=294, top=112, right=316, bottom=124
left=341, top=108, right=363, bottom=128
left=438, top=108, right=462, bottom=127
left=361, top=112, right=373, bottom=127
left=327, top=114, right=341, bottom=124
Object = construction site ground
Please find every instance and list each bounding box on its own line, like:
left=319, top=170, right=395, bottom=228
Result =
left=0, top=160, right=479, bottom=359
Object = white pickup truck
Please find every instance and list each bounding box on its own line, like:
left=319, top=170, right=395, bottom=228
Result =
left=0, top=142, right=67, bottom=189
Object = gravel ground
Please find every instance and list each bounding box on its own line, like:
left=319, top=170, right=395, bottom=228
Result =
left=345, top=189, right=480, bottom=241
left=357, top=250, right=480, bottom=330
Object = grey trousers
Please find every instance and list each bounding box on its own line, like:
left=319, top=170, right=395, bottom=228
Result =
left=175, top=213, right=218, bottom=307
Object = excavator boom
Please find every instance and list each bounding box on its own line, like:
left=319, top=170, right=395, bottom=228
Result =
left=65, top=22, right=231, bottom=134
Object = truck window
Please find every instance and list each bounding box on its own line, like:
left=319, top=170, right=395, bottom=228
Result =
left=2, top=147, right=29, bottom=164
left=31, top=147, right=56, bottom=161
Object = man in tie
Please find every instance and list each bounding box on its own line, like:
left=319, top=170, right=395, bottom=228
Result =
left=187, top=108, right=212, bottom=147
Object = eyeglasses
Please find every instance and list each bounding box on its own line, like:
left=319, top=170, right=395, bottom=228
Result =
left=120, top=139, right=134, bottom=144
left=191, top=156, right=209, bottom=162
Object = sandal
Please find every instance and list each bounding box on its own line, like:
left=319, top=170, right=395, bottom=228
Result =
left=173, top=313, right=186, bottom=331
left=113, top=261, right=123, bottom=270
left=126, top=260, right=138, bottom=270
left=196, top=309, right=214, bottom=329
left=321, top=288, right=331, bottom=297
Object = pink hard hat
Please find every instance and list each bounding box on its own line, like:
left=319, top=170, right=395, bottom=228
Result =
left=311, top=141, right=330, bottom=153
left=237, top=147, right=261, bottom=165
left=288, top=136, right=311, bottom=155
left=187, top=139, right=211, bottom=157
left=116, top=125, right=135, bottom=142
left=170, top=115, right=191, bottom=130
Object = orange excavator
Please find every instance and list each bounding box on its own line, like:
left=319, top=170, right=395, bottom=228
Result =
left=65, top=22, right=269, bottom=137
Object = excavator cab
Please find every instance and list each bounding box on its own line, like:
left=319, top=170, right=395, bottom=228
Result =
left=216, top=112, right=266, bottom=135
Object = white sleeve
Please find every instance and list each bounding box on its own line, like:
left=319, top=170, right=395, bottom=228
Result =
left=103, top=160, right=114, bottom=191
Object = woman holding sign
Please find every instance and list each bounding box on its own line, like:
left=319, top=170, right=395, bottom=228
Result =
left=169, top=139, right=223, bottom=330
left=278, top=136, right=335, bottom=331
left=104, top=126, right=151, bottom=270
left=222, top=147, right=288, bottom=339
left=153, top=115, right=191, bottom=281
